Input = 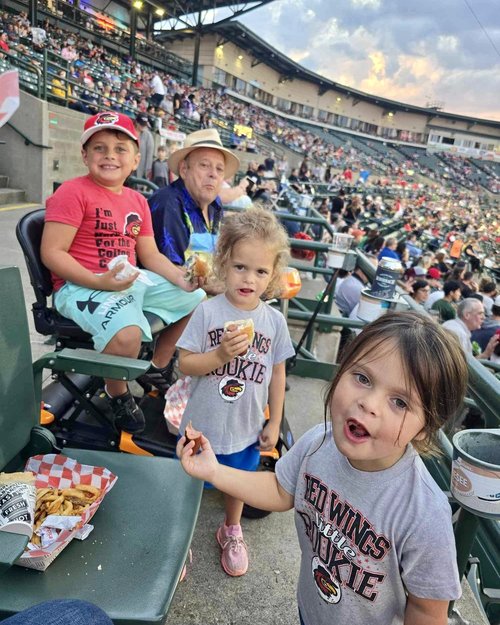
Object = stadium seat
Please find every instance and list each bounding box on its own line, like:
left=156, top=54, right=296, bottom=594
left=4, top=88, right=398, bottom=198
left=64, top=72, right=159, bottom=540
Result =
left=15, top=208, right=179, bottom=450
left=0, top=265, right=202, bottom=623
left=16, top=209, right=166, bottom=349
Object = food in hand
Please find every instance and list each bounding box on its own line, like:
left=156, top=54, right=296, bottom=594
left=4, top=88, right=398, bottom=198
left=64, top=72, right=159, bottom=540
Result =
left=224, top=318, right=254, bottom=356
left=185, top=254, right=210, bottom=283
left=184, top=421, right=202, bottom=454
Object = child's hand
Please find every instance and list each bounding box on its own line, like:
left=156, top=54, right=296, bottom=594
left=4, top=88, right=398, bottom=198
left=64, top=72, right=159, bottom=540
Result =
left=99, top=264, right=139, bottom=291
left=259, top=421, right=280, bottom=451
left=173, top=266, right=205, bottom=292
left=176, top=434, right=218, bottom=483
left=218, top=325, right=250, bottom=362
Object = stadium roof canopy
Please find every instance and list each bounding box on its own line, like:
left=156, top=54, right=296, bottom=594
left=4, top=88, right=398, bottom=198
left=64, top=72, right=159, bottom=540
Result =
left=118, top=1, right=277, bottom=31
left=160, top=20, right=500, bottom=129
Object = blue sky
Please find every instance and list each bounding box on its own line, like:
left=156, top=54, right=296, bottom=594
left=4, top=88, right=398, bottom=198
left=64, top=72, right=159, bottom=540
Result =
left=238, top=0, right=500, bottom=121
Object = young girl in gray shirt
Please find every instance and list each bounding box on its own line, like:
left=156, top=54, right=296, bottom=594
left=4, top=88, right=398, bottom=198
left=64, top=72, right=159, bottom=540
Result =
left=177, top=207, right=294, bottom=578
left=178, top=311, right=467, bottom=624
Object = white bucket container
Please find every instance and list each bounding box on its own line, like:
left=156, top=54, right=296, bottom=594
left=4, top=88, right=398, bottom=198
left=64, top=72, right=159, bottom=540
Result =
left=357, top=290, right=392, bottom=322
left=451, top=429, right=500, bottom=519
left=326, top=234, right=354, bottom=269
left=299, top=194, right=313, bottom=209
left=330, top=233, right=353, bottom=253
left=327, top=250, right=345, bottom=269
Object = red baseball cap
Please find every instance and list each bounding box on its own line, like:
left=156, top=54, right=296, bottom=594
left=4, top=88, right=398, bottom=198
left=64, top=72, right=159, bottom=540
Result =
left=427, top=268, right=441, bottom=280
left=81, top=111, right=139, bottom=145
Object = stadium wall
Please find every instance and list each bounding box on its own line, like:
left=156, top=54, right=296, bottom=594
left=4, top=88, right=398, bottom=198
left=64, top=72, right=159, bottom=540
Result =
left=0, top=92, right=87, bottom=202
left=0, top=91, right=49, bottom=203
left=168, top=33, right=500, bottom=156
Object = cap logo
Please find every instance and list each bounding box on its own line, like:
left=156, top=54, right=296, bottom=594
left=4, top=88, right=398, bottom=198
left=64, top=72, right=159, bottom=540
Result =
left=94, top=112, right=119, bottom=126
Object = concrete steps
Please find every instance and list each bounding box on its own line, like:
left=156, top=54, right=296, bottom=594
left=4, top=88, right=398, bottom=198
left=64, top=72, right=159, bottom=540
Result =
left=0, top=174, right=27, bottom=206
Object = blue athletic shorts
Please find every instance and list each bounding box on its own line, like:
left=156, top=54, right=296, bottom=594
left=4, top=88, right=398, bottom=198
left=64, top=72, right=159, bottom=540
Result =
left=205, top=441, right=261, bottom=489
left=54, top=270, right=205, bottom=352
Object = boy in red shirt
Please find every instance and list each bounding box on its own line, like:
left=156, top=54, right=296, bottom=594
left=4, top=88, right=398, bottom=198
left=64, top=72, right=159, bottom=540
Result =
left=41, top=112, right=205, bottom=433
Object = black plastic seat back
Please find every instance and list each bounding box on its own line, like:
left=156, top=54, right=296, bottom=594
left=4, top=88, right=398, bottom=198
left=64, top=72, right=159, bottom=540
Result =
left=16, top=209, right=166, bottom=347
left=16, top=209, right=52, bottom=305
left=16, top=209, right=94, bottom=345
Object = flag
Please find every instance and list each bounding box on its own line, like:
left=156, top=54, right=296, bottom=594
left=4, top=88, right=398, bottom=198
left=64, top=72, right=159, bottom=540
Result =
left=0, top=70, right=20, bottom=129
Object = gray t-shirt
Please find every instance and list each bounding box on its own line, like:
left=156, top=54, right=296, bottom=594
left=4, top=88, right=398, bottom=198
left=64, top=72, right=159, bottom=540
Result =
left=276, top=424, right=461, bottom=625
left=177, top=294, right=295, bottom=454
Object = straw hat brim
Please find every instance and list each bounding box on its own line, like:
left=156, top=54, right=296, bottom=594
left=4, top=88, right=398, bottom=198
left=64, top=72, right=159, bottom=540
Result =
left=168, top=144, right=240, bottom=178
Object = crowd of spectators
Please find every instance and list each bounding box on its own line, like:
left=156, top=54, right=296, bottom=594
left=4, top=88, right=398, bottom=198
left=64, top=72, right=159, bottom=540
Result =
left=1, top=6, right=499, bottom=200
left=1, top=8, right=499, bottom=300
left=317, top=187, right=500, bottom=363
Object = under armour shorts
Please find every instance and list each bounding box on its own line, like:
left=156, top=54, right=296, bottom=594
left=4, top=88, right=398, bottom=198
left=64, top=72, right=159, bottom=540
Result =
left=54, top=270, right=205, bottom=352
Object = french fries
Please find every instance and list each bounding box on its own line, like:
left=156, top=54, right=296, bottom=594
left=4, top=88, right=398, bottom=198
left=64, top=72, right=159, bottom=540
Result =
left=31, top=484, right=102, bottom=544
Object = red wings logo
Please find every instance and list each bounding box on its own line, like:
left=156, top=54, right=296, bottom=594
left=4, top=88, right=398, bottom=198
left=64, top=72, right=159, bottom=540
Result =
left=95, top=111, right=119, bottom=125
left=311, top=556, right=341, bottom=604
left=218, top=377, right=245, bottom=402
left=124, top=212, right=141, bottom=237
left=221, top=379, right=243, bottom=397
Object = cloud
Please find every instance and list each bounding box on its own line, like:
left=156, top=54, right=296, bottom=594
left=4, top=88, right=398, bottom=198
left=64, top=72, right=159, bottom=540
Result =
left=240, top=0, right=500, bottom=119
left=351, top=0, right=381, bottom=7
left=437, top=35, right=459, bottom=52
left=288, top=48, right=311, bottom=63
left=368, top=51, right=386, bottom=77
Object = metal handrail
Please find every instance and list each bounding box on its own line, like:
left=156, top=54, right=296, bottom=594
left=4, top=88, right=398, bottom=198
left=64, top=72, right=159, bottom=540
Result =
left=6, top=122, right=52, bottom=150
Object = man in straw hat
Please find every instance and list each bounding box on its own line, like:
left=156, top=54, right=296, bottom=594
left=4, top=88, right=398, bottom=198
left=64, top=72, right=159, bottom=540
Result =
left=148, top=128, right=240, bottom=271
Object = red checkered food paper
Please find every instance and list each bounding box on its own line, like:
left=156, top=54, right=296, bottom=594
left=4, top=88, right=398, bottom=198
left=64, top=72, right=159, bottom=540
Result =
left=17, top=454, right=117, bottom=567
left=25, top=453, right=117, bottom=492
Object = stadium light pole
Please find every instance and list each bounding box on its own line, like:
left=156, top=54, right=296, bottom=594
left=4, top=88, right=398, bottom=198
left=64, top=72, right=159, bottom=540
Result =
left=130, top=4, right=138, bottom=61
left=192, top=27, right=202, bottom=87
left=28, top=0, right=37, bottom=29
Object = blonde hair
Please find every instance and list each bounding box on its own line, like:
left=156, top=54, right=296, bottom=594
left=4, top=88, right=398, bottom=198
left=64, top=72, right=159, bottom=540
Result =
left=213, top=206, right=290, bottom=299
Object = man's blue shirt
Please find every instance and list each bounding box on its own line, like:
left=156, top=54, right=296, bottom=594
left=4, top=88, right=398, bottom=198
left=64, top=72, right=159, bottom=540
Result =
left=148, top=178, right=222, bottom=265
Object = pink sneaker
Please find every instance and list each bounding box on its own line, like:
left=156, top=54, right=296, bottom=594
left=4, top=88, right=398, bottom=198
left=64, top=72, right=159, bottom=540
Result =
left=216, top=523, right=248, bottom=577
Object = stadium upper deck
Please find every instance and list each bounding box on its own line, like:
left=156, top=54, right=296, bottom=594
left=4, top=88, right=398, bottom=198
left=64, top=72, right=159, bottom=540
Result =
left=161, top=21, right=500, bottom=161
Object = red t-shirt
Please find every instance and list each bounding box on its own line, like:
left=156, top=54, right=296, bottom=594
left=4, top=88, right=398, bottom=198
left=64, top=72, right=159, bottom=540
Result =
left=45, top=175, right=154, bottom=291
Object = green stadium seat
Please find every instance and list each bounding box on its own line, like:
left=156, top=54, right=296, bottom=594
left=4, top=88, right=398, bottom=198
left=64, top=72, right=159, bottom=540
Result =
left=0, top=266, right=202, bottom=624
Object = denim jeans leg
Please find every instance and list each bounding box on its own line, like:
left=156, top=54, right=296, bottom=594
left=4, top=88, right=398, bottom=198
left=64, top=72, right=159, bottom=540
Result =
left=2, top=599, right=113, bottom=625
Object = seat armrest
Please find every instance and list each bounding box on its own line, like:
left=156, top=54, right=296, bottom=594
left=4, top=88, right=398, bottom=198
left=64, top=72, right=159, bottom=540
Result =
left=0, top=532, right=29, bottom=576
left=34, top=349, right=150, bottom=381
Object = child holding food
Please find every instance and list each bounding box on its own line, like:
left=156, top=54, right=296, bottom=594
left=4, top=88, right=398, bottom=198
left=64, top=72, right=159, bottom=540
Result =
left=176, top=206, right=294, bottom=577
left=178, top=311, right=467, bottom=624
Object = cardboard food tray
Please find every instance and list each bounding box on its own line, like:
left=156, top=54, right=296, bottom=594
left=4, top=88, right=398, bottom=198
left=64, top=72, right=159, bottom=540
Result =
left=15, top=454, right=117, bottom=571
